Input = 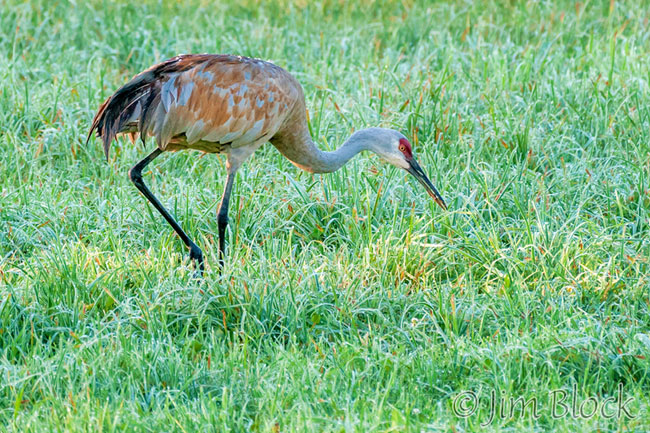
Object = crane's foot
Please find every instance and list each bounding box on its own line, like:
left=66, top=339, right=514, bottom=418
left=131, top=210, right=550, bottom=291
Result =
left=216, top=258, right=225, bottom=276
left=189, top=243, right=204, bottom=278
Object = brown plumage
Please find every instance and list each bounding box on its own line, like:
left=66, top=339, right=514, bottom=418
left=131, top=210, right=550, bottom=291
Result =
left=88, top=54, right=302, bottom=158
left=88, top=54, right=447, bottom=275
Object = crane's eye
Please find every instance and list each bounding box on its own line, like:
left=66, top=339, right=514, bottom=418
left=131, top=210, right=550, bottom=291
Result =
left=399, top=145, right=406, bottom=152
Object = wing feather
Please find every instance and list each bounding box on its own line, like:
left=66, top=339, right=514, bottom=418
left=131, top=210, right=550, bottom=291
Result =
left=147, top=57, right=299, bottom=151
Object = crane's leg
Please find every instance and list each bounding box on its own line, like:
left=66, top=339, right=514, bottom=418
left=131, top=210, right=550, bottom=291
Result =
left=216, top=169, right=236, bottom=271
left=214, top=143, right=261, bottom=271
left=128, top=148, right=204, bottom=274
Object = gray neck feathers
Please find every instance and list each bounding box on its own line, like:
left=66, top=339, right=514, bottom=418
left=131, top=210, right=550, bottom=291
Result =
left=274, top=129, right=371, bottom=174
left=307, top=134, right=370, bottom=173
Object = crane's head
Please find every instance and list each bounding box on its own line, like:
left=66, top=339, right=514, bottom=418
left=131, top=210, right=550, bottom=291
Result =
left=354, top=127, right=447, bottom=210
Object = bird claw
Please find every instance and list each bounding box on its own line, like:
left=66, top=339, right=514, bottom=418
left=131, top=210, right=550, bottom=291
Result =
left=189, top=243, right=204, bottom=278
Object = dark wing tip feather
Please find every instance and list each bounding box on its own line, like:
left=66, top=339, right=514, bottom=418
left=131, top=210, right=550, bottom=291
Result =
left=102, top=129, right=113, bottom=161
left=86, top=75, right=155, bottom=161
left=86, top=97, right=111, bottom=145
left=138, top=89, right=157, bottom=147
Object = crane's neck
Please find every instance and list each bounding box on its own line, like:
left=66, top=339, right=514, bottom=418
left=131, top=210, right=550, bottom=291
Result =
left=271, top=127, right=370, bottom=174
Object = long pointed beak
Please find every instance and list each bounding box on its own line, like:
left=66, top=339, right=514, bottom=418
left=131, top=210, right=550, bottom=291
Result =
left=406, top=158, right=447, bottom=210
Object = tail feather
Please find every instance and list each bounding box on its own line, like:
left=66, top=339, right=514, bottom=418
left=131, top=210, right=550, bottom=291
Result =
left=85, top=97, right=110, bottom=144
left=87, top=72, right=156, bottom=160
left=138, top=89, right=159, bottom=146
left=87, top=54, right=216, bottom=159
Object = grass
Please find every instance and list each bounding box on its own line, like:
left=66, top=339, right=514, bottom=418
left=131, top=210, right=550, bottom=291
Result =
left=1, top=0, right=649, bottom=431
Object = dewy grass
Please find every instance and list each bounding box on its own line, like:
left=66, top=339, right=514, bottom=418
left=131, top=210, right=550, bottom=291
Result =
left=0, top=0, right=649, bottom=431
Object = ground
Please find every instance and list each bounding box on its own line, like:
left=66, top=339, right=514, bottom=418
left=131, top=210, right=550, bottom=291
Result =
left=0, top=0, right=649, bottom=431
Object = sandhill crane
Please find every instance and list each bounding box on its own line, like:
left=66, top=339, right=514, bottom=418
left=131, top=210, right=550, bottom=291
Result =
left=88, top=54, right=447, bottom=274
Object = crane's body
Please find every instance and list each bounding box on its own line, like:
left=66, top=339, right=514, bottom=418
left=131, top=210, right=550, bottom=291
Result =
left=88, top=54, right=446, bottom=274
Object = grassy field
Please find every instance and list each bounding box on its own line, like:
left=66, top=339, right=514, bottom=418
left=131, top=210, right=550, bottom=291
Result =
left=1, top=0, right=649, bottom=431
